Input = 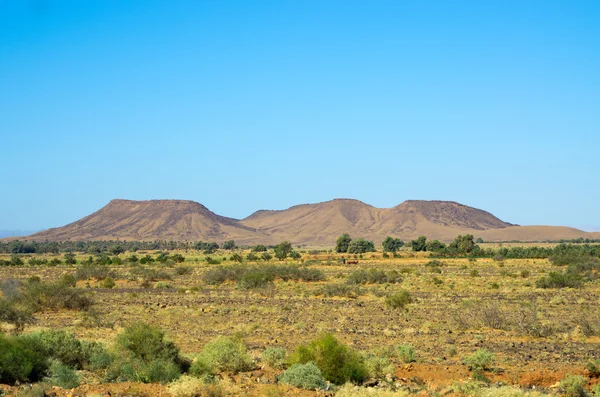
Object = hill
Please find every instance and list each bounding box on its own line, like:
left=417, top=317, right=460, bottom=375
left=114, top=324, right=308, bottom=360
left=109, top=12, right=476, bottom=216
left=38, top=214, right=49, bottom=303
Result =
left=26, top=199, right=267, bottom=244
left=16, top=198, right=599, bottom=245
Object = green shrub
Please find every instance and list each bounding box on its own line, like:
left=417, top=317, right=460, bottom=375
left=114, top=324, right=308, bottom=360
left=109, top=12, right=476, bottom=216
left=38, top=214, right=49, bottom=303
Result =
left=347, top=269, right=402, bottom=285
left=587, top=359, right=600, bottom=378
left=74, top=265, right=115, bottom=281
left=18, top=279, right=92, bottom=312
left=0, top=333, right=47, bottom=384
left=559, top=374, right=589, bottom=397
left=105, top=322, right=184, bottom=383
left=470, top=270, right=480, bottom=277
left=238, top=271, right=274, bottom=289
left=101, top=277, right=116, bottom=289
left=107, top=357, right=181, bottom=383
left=0, top=298, right=33, bottom=331
left=174, top=266, right=192, bottom=275
left=385, top=290, right=412, bottom=310
left=262, top=347, right=287, bottom=369
left=116, top=322, right=180, bottom=364
left=425, top=260, right=445, bottom=268
left=192, top=336, right=252, bottom=375
left=153, top=281, right=172, bottom=289
left=317, top=284, right=363, bottom=299
left=535, top=272, right=583, bottom=289
left=463, top=349, right=494, bottom=377
left=396, top=345, right=417, bottom=363
left=364, top=354, right=394, bottom=378
left=279, top=362, right=326, bottom=390
left=25, top=330, right=87, bottom=369
left=290, top=334, right=367, bottom=385
left=46, top=360, right=80, bottom=389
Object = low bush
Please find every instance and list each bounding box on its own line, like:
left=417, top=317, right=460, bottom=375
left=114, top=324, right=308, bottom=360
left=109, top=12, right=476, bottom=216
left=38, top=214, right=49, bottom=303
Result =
left=168, top=375, right=223, bottom=397
left=25, top=329, right=89, bottom=369
left=204, top=265, right=325, bottom=286
left=396, top=345, right=417, bottom=363
left=0, top=298, right=33, bottom=331
left=238, top=271, right=274, bottom=290
left=317, top=284, right=363, bottom=299
left=174, top=266, right=192, bottom=275
left=586, top=359, right=600, bottom=378
left=0, top=333, right=47, bottom=384
left=191, top=336, right=253, bottom=375
left=279, top=362, right=326, bottom=390
left=385, top=290, right=412, bottom=310
left=46, top=360, right=80, bottom=389
left=559, top=374, right=589, bottom=397
left=463, top=349, right=494, bottom=381
left=74, top=264, right=116, bottom=281
left=335, top=384, right=411, bottom=397
left=262, top=347, right=287, bottom=369
left=364, top=354, right=394, bottom=378
left=346, top=269, right=402, bottom=285
left=535, top=272, right=583, bottom=289
left=106, top=322, right=184, bottom=384
left=18, top=279, right=92, bottom=312
left=290, top=333, right=367, bottom=385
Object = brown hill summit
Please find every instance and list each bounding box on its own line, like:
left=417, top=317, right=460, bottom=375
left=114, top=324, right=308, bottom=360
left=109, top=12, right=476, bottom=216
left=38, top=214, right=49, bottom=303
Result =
left=240, top=199, right=513, bottom=244
left=27, top=199, right=265, bottom=244
left=20, top=198, right=598, bottom=245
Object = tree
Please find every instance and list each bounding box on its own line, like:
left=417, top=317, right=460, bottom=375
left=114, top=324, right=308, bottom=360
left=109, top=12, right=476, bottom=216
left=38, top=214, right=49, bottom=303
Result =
left=335, top=234, right=352, bottom=253
left=230, top=253, right=243, bottom=263
left=347, top=238, right=376, bottom=254
left=261, top=252, right=273, bottom=262
left=290, top=250, right=302, bottom=260
left=64, top=253, right=77, bottom=265
left=476, top=238, right=484, bottom=244
left=382, top=237, right=404, bottom=253
left=449, top=234, right=476, bottom=254
left=426, top=240, right=446, bottom=252
left=110, top=244, right=124, bottom=255
left=222, top=240, right=237, bottom=250
left=274, top=241, right=292, bottom=260
left=411, top=236, right=427, bottom=252
left=253, top=245, right=267, bottom=252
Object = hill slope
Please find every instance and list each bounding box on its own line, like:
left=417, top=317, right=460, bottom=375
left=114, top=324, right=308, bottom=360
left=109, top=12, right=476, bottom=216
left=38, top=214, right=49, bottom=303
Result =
left=27, top=199, right=266, bottom=244
left=18, top=198, right=598, bottom=245
left=240, top=199, right=514, bottom=244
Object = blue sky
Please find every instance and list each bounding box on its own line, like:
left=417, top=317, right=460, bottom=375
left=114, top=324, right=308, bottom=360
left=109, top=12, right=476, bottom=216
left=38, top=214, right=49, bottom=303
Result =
left=1, top=0, right=599, bottom=231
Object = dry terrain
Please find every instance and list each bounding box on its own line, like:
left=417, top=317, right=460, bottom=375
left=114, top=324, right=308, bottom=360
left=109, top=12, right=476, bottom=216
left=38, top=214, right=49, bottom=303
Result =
left=1, top=247, right=600, bottom=396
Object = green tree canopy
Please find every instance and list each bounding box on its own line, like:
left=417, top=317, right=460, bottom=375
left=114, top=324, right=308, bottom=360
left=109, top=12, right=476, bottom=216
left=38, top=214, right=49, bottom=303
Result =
left=335, top=234, right=352, bottom=253
left=274, top=241, right=293, bottom=260
left=347, top=238, right=376, bottom=254
left=426, top=240, right=446, bottom=252
left=411, top=236, right=427, bottom=252
left=222, top=240, right=237, bottom=250
left=382, top=237, right=404, bottom=253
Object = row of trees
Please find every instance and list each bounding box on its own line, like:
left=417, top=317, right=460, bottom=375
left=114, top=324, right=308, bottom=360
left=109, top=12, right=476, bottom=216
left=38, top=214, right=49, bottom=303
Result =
left=1, top=239, right=273, bottom=255
left=335, top=234, right=403, bottom=254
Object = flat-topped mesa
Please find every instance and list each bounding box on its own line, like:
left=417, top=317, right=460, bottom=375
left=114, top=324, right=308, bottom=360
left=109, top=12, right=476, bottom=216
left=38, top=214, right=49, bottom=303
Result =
left=25, top=198, right=260, bottom=243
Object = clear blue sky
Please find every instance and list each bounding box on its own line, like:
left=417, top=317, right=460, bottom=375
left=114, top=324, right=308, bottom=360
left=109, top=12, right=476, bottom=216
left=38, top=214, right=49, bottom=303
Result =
left=1, top=0, right=599, bottom=232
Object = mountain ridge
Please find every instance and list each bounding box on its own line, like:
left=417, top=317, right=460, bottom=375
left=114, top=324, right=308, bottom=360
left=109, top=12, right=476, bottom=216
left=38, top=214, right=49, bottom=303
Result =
left=14, top=198, right=599, bottom=245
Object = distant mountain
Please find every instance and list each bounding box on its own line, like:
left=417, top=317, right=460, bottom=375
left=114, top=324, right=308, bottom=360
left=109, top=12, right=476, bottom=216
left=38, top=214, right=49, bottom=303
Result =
left=26, top=199, right=267, bottom=244
left=0, top=230, right=39, bottom=239
left=14, top=198, right=600, bottom=245
left=240, top=199, right=514, bottom=244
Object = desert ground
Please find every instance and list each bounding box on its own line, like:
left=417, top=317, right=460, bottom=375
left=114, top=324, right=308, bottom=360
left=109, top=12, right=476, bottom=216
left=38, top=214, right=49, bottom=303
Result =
left=1, top=246, right=599, bottom=397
